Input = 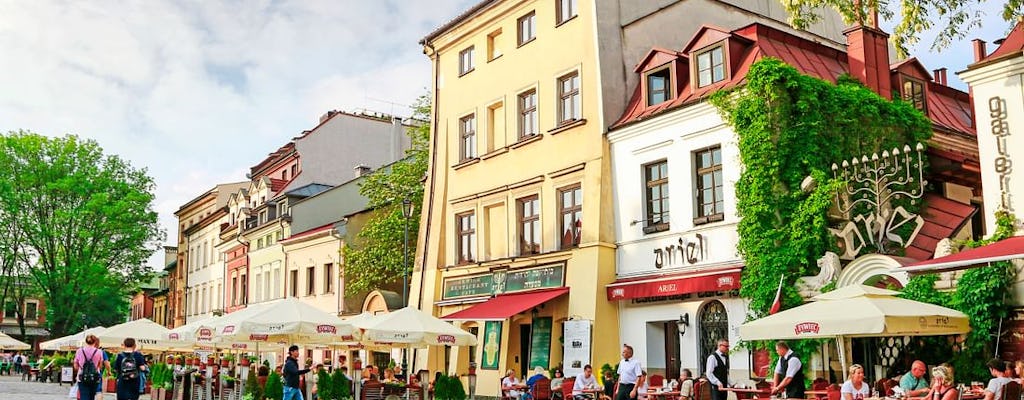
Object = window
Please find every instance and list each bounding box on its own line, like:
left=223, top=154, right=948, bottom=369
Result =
left=903, top=79, right=926, bottom=111
left=257, top=238, right=264, bottom=249
left=459, top=46, right=475, bottom=76
left=282, top=170, right=288, bottom=181
left=456, top=212, right=477, bottom=264
left=558, top=185, right=582, bottom=249
left=468, top=326, right=480, bottom=363
left=518, top=89, right=538, bottom=139
left=291, top=164, right=298, bottom=177
left=323, top=263, right=333, bottom=294
left=487, top=102, right=504, bottom=152
left=290, top=270, right=298, bottom=297
left=518, top=12, right=536, bottom=46
left=4, top=301, right=16, bottom=319
left=240, top=274, right=248, bottom=304
left=697, top=46, right=726, bottom=87
left=232, top=277, right=238, bottom=305
left=646, top=67, right=673, bottom=106
left=644, top=160, right=670, bottom=232
left=459, top=114, right=477, bottom=161
left=694, top=147, right=724, bottom=223
left=487, top=29, right=503, bottom=61
left=556, top=0, right=578, bottom=24
left=307, top=266, right=316, bottom=296
left=517, top=195, right=541, bottom=255
left=558, top=72, right=581, bottom=124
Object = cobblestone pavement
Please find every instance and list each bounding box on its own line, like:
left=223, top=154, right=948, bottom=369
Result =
left=0, top=375, right=152, bottom=400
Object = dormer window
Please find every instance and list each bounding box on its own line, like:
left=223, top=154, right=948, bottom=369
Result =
left=696, top=46, right=725, bottom=87
left=902, top=78, right=927, bottom=112
left=646, top=66, right=673, bottom=106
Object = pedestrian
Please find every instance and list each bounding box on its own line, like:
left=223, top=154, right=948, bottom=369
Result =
left=12, top=352, right=22, bottom=375
left=283, top=345, right=311, bottom=400
left=900, top=360, right=930, bottom=397
left=114, top=338, right=148, bottom=400
left=705, top=339, right=731, bottom=400
left=771, top=341, right=805, bottom=399
left=616, top=344, right=644, bottom=400
left=74, top=334, right=104, bottom=400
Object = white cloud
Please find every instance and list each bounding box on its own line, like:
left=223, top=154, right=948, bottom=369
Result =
left=0, top=0, right=475, bottom=269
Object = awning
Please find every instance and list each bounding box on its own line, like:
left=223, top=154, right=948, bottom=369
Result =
left=0, top=326, right=50, bottom=336
left=440, top=287, right=569, bottom=321
left=606, top=267, right=741, bottom=301
left=902, top=236, right=1024, bottom=273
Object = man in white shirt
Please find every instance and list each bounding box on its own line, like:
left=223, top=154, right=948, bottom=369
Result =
left=705, top=339, right=731, bottom=400
left=574, top=365, right=599, bottom=400
left=616, top=345, right=645, bottom=400
left=984, top=359, right=1013, bottom=400
left=771, top=341, right=805, bottom=399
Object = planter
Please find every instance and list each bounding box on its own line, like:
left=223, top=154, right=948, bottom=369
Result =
left=240, top=358, right=251, bottom=367
left=220, top=359, right=230, bottom=368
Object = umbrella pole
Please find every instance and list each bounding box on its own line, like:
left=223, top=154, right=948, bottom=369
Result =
left=836, top=336, right=848, bottom=381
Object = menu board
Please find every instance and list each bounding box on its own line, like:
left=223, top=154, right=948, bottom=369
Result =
left=482, top=321, right=502, bottom=370
left=529, top=317, right=553, bottom=370
left=563, top=319, right=591, bottom=378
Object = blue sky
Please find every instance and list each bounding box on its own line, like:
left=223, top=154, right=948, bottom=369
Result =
left=0, top=0, right=1015, bottom=270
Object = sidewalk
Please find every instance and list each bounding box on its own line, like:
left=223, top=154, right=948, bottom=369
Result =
left=0, top=375, right=152, bottom=400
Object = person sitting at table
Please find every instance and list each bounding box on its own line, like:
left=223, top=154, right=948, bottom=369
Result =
left=527, top=366, right=548, bottom=388
left=601, top=370, right=616, bottom=400
left=1014, top=361, right=1024, bottom=385
left=383, top=368, right=397, bottom=383
left=1006, top=362, right=1019, bottom=381
left=678, top=369, right=694, bottom=400
left=901, top=361, right=931, bottom=397
left=574, top=365, right=599, bottom=400
left=841, top=364, right=871, bottom=400
left=637, top=370, right=650, bottom=400
left=552, top=369, right=566, bottom=400
left=920, top=366, right=957, bottom=400
left=983, top=359, right=1013, bottom=400
left=504, top=369, right=525, bottom=399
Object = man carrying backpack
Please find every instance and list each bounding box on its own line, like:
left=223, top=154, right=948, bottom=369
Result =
left=75, top=334, right=105, bottom=400
left=114, top=337, right=148, bottom=400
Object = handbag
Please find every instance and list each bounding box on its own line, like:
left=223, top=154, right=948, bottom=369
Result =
left=68, top=384, right=78, bottom=399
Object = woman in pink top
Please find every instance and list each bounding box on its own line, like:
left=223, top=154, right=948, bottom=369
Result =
left=74, top=334, right=105, bottom=400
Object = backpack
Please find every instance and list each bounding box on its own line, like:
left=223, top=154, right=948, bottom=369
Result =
left=80, top=349, right=101, bottom=385
left=119, top=352, right=138, bottom=381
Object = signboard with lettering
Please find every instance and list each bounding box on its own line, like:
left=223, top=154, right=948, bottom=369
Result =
left=529, top=317, right=552, bottom=370
left=563, top=319, right=591, bottom=377
left=505, top=265, right=565, bottom=293
left=443, top=274, right=496, bottom=299
left=442, top=264, right=565, bottom=299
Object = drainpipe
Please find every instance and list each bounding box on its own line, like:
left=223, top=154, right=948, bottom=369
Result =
left=413, top=38, right=441, bottom=375
left=329, top=222, right=346, bottom=315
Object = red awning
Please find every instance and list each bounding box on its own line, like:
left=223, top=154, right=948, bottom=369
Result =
left=903, top=236, right=1024, bottom=273
left=440, top=287, right=569, bottom=321
left=606, top=267, right=742, bottom=301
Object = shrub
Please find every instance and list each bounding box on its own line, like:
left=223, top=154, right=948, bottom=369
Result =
left=264, top=371, right=283, bottom=400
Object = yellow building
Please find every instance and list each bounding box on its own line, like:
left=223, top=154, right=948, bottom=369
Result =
left=414, top=0, right=619, bottom=394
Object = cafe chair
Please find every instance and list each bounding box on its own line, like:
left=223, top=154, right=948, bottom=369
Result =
left=532, top=377, right=553, bottom=400
left=650, top=375, right=665, bottom=388
left=1001, top=381, right=1021, bottom=400
left=826, top=384, right=841, bottom=400
left=562, top=377, right=576, bottom=400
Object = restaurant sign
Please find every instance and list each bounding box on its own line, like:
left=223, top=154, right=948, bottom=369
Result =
left=443, top=263, right=565, bottom=299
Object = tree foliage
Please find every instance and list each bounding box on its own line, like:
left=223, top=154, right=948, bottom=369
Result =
left=342, top=94, right=430, bottom=295
left=0, top=131, right=162, bottom=337
left=779, top=0, right=1022, bottom=57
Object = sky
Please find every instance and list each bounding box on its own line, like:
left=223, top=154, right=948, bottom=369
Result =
left=0, top=1, right=1017, bottom=271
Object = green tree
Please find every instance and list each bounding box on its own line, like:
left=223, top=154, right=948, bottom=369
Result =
left=342, top=94, right=430, bottom=295
left=778, top=0, right=1022, bottom=57
left=264, top=371, right=284, bottom=400
left=0, top=131, right=162, bottom=337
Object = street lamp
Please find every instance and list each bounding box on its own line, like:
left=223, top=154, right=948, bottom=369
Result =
left=401, top=197, right=414, bottom=380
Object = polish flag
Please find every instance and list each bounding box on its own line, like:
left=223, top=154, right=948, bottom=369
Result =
left=769, top=274, right=785, bottom=315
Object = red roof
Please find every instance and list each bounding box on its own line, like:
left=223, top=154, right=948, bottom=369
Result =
left=904, top=236, right=1024, bottom=273
left=606, top=266, right=741, bottom=301
left=984, top=19, right=1024, bottom=62
left=269, top=178, right=289, bottom=193
left=904, top=194, right=977, bottom=260
left=440, top=287, right=569, bottom=321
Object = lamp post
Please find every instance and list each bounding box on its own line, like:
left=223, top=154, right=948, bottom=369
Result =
left=401, top=198, right=414, bottom=379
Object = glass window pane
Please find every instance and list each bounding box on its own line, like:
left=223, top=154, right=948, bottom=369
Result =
left=698, top=53, right=710, bottom=69
left=711, top=48, right=722, bottom=64
left=660, top=163, right=668, bottom=177
left=702, top=174, right=712, bottom=187
left=712, top=149, right=721, bottom=164
left=713, top=65, right=725, bottom=82
left=699, top=70, right=711, bottom=86
left=661, top=183, right=669, bottom=196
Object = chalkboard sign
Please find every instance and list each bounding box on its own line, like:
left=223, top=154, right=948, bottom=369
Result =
left=529, top=317, right=552, bottom=369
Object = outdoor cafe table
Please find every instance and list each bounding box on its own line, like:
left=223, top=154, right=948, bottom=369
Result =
left=723, top=387, right=771, bottom=400
left=647, top=390, right=681, bottom=400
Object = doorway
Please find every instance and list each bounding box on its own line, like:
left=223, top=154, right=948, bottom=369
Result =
left=663, top=321, right=680, bottom=379
left=520, top=324, right=532, bottom=377
left=698, top=300, right=728, bottom=376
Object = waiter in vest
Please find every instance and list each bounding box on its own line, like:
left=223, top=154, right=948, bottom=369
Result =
left=616, top=344, right=645, bottom=400
left=705, top=339, right=732, bottom=400
left=771, top=341, right=805, bottom=399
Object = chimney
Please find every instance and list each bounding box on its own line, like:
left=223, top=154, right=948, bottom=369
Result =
left=319, top=110, right=338, bottom=124
left=844, top=23, right=892, bottom=99
left=932, top=68, right=948, bottom=85
left=354, top=165, right=372, bottom=178
left=973, top=39, right=987, bottom=62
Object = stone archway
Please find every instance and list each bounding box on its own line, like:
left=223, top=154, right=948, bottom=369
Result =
left=362, top=290, right=403, bottom=314
left=835, top=254, right=913, bottom=289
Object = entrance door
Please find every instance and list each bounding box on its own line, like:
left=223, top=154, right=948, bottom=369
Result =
left=520, top=324, right=532, bottom=377
left=663, top=321, right=680, bottom=379
left=698, top=300, right=729, bottom=376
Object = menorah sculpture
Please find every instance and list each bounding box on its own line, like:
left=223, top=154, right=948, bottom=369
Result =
left=829, top=143, right=927, bottom=260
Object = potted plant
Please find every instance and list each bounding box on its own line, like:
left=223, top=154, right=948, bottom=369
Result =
left=240, top=355, right=251, bottom=367
left=221, top=354, right=233, bottom=368
left=264, top=370, right=284, bottom=400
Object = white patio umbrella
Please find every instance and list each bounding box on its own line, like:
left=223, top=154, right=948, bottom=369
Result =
left=738, top=284, right=969, bottom=378
left=96, top=318, right=175, bottom=352
left=355, top=307, right=478, bottom=348
left=39, top=326, right=107, bottom=351
left=0, top=332, right=31, bottom=350
left=206, top=297, right=356, bottom=346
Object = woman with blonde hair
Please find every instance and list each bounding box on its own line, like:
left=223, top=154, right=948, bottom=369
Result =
left=503, top=369, right=525, bottom=399
left=923, top=366, right=958, bottom=400
left=841, top=364, right=870, bottom=400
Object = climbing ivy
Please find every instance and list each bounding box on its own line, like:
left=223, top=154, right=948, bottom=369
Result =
left=710, top=58, right=932, bottom=359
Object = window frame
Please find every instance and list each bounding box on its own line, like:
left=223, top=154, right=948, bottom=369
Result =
left=459, top=46, right=475, bottom=76
left=557, top=185, right=583, bottom=249
left=323, top=263, right=333, bottom=294
left=487, top=29, right=503, bottom=61
left=518, top=89, right=538, bottom=140
left=556, top=0, right=578, bottom=25
left=695, top=45, right=727, bottom=88
left=517, top=195, right=542, bottom=255
left=643, top=159, right=670, bottom=233
left=693, top=146, right=725, bottom=225
left=902, top=77, right=927, bottom=112
left=306, top=266, right=316, bottom=296
left=459, top=114, right=477, bottom=162
left=517, top=11, right=536, bottom=47
left=645, top=64, right=674, bottom=107
left=289, top=270, right=299, bottom=297
left=557, top=71, right=581, bottom=125
left=456, top=211, right=477, bottom=264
